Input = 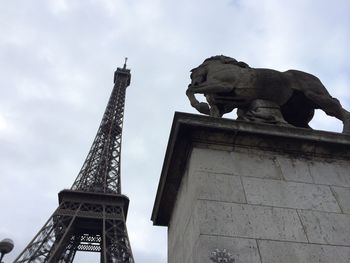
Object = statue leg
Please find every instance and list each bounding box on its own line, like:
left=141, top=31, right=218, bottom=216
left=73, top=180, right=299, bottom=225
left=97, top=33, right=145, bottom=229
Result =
left=210, top=105, right=222, bottom=117
left=304, top=91, right=350, bottom=133
left=236, top=99, right=291, bottom=126
left=186, top=90, right=210, bottom=115
left=206, top=95, right=223, bottom=117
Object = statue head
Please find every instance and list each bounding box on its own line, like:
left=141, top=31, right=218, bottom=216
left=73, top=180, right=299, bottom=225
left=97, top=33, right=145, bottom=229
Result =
left=189, top=55, right=250, bottom=89
left=201, top=55, right=249, bottom=68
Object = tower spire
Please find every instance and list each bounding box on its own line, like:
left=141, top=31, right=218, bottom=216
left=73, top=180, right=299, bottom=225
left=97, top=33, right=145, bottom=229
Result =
left=123, top=57, right=128, bottom=69
left=14, top=64, right=135, bottom=262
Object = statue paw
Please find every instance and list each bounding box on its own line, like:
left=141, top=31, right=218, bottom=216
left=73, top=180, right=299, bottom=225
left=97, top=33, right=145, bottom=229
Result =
left=196, top=102, right=210, bottom=115
left=343, top=120, right=350, bottom=134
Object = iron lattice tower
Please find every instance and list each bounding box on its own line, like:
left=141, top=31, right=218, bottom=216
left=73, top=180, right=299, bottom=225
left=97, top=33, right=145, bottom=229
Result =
left=14, top=62, right=135, bottom=262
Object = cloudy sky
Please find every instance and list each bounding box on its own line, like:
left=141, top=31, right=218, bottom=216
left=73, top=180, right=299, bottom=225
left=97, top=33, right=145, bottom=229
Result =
left=0, top=0, right=349, bottom=262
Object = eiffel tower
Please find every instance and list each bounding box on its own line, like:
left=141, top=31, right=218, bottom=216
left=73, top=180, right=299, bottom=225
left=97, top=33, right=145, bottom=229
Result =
left=14, top=60, right=135, bottom=262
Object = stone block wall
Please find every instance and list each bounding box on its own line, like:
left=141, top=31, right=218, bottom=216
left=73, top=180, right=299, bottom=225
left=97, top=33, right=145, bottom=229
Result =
left=169, top=147, right=350, bottom=263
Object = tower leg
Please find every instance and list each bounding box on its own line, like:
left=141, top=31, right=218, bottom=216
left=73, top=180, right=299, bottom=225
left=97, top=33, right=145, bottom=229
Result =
left=13, top=208, right=76, bottom=262
left=103, top=208, right=134, bottom=262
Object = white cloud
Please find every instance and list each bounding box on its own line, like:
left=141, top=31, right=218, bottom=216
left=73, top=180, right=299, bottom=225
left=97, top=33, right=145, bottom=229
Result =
left=16, top=78, right=54, bottom=101
left=332, top=76, right=350, bottom=105
left=0, top=114, right=9, bottom=132
left=47, top=0, right=70, bottom=14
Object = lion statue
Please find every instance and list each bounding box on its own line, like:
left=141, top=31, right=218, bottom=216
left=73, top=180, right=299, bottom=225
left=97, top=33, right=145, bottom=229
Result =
left=186, top=55, right=350, bottom=134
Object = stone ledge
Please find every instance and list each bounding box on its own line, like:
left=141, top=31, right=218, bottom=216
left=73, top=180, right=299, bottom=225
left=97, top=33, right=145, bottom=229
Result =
left=151, top=112, right=350, bottom=226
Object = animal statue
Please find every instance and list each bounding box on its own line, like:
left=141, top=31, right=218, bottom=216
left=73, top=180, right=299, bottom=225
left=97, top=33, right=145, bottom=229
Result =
left=186, top=55, right=350, bottom=134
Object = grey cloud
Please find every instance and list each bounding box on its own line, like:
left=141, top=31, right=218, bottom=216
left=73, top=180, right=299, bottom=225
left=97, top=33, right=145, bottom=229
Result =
left=1, top=0, right=350, bottom=262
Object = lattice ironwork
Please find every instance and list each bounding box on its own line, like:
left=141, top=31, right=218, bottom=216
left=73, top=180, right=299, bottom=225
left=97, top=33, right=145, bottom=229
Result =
left=15, top=198, right=134, bottom=262
left=14, top=63, right=135, bottom=262
left=71, top=65, right=131, bottom=194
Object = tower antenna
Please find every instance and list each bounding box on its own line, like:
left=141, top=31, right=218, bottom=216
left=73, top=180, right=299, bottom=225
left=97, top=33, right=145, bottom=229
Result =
left=123, top=57, right=128, bottom=69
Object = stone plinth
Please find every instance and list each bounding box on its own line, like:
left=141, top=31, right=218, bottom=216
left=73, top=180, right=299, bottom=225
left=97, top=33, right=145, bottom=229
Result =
left=151, top=112, right=350, bottom=263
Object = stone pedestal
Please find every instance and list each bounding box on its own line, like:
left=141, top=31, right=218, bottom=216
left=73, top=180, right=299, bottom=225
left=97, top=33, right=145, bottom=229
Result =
left=151, top=112, right=350, bottom=263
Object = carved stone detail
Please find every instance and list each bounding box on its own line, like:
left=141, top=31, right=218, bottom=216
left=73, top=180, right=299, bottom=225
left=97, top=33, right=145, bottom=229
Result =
left=187, top=55, right=350, bottom=134
left=210, top=248, right=235, bottom=263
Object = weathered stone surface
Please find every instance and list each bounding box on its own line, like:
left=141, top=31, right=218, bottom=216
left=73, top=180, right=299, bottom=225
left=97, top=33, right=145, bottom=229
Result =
left=183, top=215, right=199, bottom=263
left=169, top=170, right=247, bottom=247
left=299, top=210, right=350, bottom=246
left=189, top=148, right=235, bottom=175
left=189, top=148, right=282, bottom=179
left=332, top=186, right=350, bottom=214
left=242, top=177, right=341, bottom=212
left=309, top=160, right=350, bottom=187
left=193, top=235, right=261, bottom=263
left=195, top=200, right=307, bottom=242
left=169, top=207, right=200, bottom=263
left=169, top=233, right=184, bottom=263
left=230, top=151, right=281, bottom=179
left=168, top=170, right=191, bottom=256
left=276, top=156, right=313, bottom=183
left=183, top=231, right=195, bottom=262
left=196, top=172, right=246, bottom=203
left=258, top=240, right=350, bottom=263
